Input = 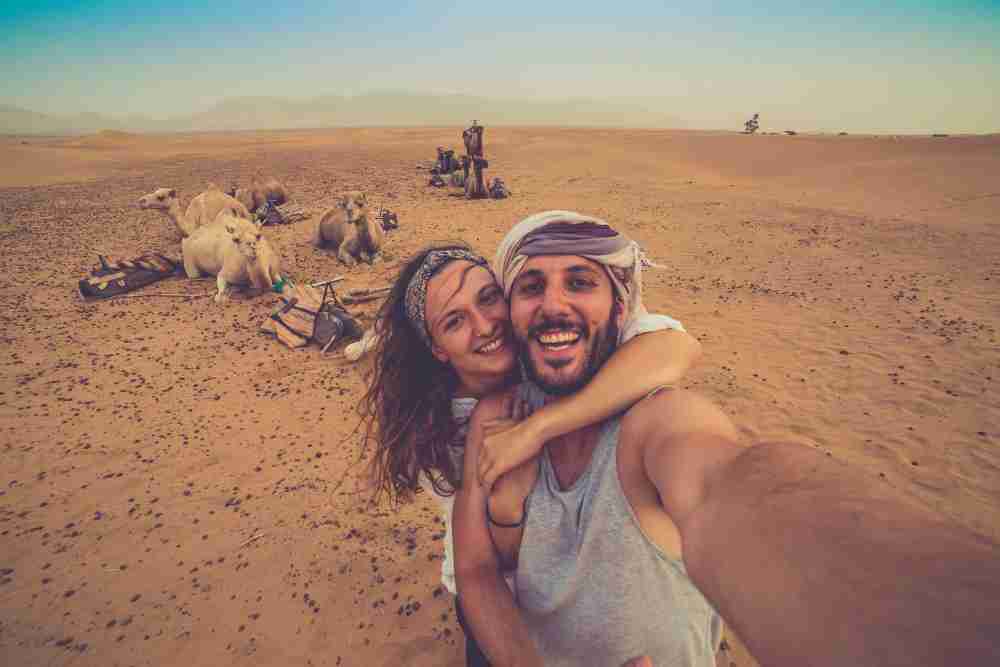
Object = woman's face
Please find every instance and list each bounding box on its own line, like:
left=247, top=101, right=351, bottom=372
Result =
left=424, top=261, right=517, bottom=397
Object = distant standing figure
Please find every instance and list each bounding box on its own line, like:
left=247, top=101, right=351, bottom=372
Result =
left=463, top=120, right=485, bottom=158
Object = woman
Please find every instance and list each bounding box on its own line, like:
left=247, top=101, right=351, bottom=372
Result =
left=358, top=237, right=699, bottom=665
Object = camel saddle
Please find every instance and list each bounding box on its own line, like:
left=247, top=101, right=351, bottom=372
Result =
left=78, top=253, right=181, bottom=299
left=260, top=282, right=362, bottom=351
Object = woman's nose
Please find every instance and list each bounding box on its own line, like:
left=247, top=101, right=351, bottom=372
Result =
left=470, top=308, right=495, bottom=337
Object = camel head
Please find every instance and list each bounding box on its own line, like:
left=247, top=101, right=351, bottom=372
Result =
left=226, top=219, right=263, bottom=261
left=337, top=191, right=368, bottom=226
left=138, top=187, right=178, bottom=211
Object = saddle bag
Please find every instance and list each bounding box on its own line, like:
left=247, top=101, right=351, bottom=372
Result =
left=261, top=281, right=362, bottom=351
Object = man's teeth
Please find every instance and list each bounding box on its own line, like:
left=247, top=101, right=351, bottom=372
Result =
left=538, top=331, right=580, bottom=345
left=478, top=338, right=502, bottom=353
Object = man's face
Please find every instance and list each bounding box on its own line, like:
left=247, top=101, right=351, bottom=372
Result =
left=509, top=255, right=622, bottom=396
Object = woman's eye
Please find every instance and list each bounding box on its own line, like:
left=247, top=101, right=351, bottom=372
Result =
left=518, top=282, right=542, bottom=296
left=481, top=289, right=500, bottom=305
left=444, top=316, right=462, bottom=331
left=569, top=278, right=594, bottom=290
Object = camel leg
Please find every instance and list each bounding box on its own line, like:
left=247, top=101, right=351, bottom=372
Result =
left=311, top=220, right=325, bottom=248
left=215, top=275, right=231, bottom=303
left=181, top=240, right=202, bottom=279
left=337, top=242, right=357, bottom=267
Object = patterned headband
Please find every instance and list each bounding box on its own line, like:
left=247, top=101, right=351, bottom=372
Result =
left=404, top=249, right=491, bottom=349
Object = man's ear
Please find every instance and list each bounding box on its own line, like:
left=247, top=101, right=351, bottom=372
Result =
left=613, top=298, right=626, bottom=330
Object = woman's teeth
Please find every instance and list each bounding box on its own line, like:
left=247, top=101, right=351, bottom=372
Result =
left=478, top=338, right=503, bottom=353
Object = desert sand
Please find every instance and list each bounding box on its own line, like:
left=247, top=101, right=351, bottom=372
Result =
left=1, top=127, right=998, bottom=666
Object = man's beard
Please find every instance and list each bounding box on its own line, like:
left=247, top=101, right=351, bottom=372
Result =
left=519, top=307, right=619, bottom=397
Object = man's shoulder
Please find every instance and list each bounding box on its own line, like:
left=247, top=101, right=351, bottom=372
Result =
left=622, top=312, right=686, bottom=341
left=620, top=388, right=739, bottom=445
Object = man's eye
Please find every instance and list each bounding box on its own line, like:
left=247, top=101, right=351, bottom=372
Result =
left=569, top=278, right=595, bottom=290
left=518, top=282, right=542, bottom=296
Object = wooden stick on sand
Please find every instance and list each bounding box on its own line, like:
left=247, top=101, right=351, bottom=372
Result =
left=310, top=276, right=346, bottom=288
left=239, top=532, right=266, bottom=548
left=107, top=292, right=213, bottom=300
left=342, top=286, right=391, bottom=305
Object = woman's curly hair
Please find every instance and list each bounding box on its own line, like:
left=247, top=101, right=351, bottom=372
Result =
left=357, top=243, right=476, bottom=504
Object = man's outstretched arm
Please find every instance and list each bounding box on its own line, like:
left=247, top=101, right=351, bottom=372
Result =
left=625, top=389, right=1000, bottom=667
left=453, top=392, right=544, bottom=667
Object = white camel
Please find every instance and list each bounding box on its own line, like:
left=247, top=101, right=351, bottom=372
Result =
left=138, top=185, right=251, bottom=238
left=181, top=213, right=282, bottom=303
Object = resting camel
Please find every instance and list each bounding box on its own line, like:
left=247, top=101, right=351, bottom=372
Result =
left=312, top=191, right=384, bottom=266
left=181, top=213, right=282, bottom=303
left=233, top=173, right=288, bottom=213
left=138, top=186, right=251, bottom=238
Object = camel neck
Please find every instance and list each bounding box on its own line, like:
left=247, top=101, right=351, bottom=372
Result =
left=168, top=200, right=193, bottom=236
left=168, top=200, right=185, bottom=224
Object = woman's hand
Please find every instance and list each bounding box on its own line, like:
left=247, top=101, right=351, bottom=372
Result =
left=477, top=394, right=543, bottom=490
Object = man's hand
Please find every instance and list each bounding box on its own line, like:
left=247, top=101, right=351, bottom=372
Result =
left=478, top=394, right=540, bottom=489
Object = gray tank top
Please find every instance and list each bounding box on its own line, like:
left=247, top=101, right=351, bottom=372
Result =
left=515, top=392, right=722, bottom=666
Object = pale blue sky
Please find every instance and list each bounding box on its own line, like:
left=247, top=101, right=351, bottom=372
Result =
left=3, top=1, right=998, bottom=132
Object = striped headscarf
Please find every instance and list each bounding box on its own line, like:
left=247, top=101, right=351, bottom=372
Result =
left=493, top=210, right=657, bottom=343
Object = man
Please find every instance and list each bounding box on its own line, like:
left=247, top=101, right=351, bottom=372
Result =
left=454, top=211, right=1000, bottom=667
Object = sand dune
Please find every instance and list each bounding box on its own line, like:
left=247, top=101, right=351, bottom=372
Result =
left=0, top=127, right=997, bottom=666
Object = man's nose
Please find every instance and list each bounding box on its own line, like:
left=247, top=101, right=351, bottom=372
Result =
left=540, top=285, right=570, bottom=316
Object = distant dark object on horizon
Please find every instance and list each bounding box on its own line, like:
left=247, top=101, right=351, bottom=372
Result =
left=932, top=133, right=950, bottom=138
left=838, top=132, right=848, bottom=136
left=784, top=130, right=797, bottom=136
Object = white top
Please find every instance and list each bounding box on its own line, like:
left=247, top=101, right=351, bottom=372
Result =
left=421, top=313, right=686, bottom=594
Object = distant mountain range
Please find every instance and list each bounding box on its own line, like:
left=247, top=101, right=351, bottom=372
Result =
left=0, top=92, right=685, bottom=135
